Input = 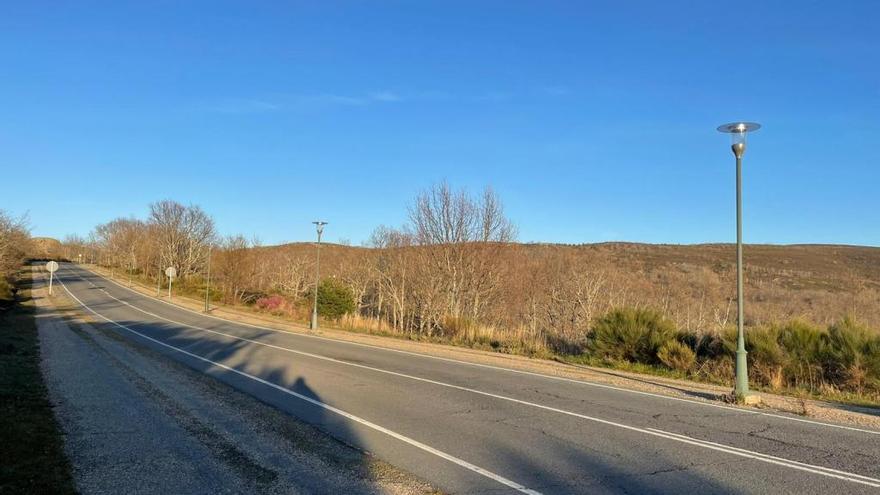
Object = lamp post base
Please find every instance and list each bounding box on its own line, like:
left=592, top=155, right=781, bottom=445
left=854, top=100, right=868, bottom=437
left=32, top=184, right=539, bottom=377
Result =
left=724, top=391, right=762, bottom=405
left=735, top=392, right=762, bottom=406
left=310, top=313, right=318, bottom=331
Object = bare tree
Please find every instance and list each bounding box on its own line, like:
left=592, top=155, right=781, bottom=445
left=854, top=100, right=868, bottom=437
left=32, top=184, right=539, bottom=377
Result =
left=148, top=200, right=215, bottom=280
left=0, top=210, right=31, bottom=279
left=215, top=235, right=258, bottom=304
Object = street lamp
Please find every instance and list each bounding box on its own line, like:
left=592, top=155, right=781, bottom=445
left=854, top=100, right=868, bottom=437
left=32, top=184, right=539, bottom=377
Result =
left=717, top=121, right=761, bottom=403
left=310, top=221, right=328, bottom=330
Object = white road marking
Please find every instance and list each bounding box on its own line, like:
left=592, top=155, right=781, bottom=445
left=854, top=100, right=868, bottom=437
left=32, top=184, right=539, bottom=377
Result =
left=55, top=274, right=543, bottom=495
left=646, top=429, right=880, bottom=484
left=80, top=264, right=880, bottom=437
left=61, top=267, right=880, bottom=488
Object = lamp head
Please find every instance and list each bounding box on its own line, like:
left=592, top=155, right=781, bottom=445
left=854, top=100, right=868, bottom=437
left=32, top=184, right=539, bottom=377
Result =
left=717, top=122, right=760, bottom=158
left=312, top=221, right=327, bottom=236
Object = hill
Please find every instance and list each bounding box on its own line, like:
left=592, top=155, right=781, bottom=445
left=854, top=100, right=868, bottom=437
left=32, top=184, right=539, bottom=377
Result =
left=258, top=241, right=880, bottom=332
left=29, top=237, right=63, bottom=260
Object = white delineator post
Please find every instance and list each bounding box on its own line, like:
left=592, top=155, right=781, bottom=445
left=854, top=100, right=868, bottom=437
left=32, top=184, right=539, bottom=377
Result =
left=165, top=266, right=177, bottom=300
left=46, top=261, right=59, bottom=295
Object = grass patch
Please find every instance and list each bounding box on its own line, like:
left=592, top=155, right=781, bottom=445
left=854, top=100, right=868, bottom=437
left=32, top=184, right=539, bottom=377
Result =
left=562, top=354, right=695, bottom=382
left=0, top=272, right=76, bottom=494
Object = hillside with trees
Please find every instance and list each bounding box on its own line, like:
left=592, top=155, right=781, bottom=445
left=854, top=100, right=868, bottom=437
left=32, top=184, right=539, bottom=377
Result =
left=55, top=184, right=880, bottom=401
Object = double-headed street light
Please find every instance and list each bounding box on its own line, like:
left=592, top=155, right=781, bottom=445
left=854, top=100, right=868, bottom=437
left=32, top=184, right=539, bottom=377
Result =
left=717, top=121, right=761, bottom=402
left=310, top=221, right=328, bottom=330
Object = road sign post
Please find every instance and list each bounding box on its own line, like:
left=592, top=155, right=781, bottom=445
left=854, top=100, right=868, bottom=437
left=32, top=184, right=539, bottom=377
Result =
left=46, top=261, right=59, bottom=296
left=165, top=266, right=177, bottom=300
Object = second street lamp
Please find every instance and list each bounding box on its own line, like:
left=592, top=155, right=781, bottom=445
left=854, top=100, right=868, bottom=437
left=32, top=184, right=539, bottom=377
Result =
left=205, top=246, right=212, bottom=313
left=310, top=221, right=328, bottom=330
left=717, top=121, right=761, bottom=403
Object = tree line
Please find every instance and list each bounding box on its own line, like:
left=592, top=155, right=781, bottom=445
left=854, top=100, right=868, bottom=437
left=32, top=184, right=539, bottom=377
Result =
left=53, top=184, right=880, bottom=399
left=56, top=185, right=880, bottom=345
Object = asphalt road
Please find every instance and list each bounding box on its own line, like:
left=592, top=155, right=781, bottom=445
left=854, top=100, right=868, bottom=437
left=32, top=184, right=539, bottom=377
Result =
left=53, top=262, right=880, bottom=494
left=37, top=268, right=433, bottom=494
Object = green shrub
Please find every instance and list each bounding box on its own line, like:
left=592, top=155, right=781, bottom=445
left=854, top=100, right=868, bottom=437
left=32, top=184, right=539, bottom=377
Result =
left=694, top=332, right=726, bottom=360
left=723, top=325, right=785, bottom=389
left=313, top=278, right=356, bottom=321
left=658, top=340, right=696, bottom=372
left=588, top=308, right=676, bottom=364
left=865, top=338, right=880, bottom=389
left=778, top=320, right=825, bottom=391
left=821, top=317, right=876, bottom=393
left=750, top=326, right=787, bottom=389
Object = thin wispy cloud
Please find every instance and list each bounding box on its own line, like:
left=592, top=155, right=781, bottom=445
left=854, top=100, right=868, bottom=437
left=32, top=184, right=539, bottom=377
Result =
left=541, top=86, right=571, bottom=96
left=206, top=99, right=282, bottom=114
left=204, top=87, right=570, bottom=114
left=368, top=90, right=403, bottom=102
left=478, top=90, right=515, bottom=102
left=203, top=91, right=405, bottom=113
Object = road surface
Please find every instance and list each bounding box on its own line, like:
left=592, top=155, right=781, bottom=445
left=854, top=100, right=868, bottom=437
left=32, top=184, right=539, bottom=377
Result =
left=53, top=262, right=880, bottom=494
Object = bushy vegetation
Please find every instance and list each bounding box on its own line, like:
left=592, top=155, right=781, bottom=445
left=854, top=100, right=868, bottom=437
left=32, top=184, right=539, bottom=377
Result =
left=0, top=210, right=30, bottom=302
left=588, top=308, right=675, bottom=365
left=577, top=308, right=880, bottom=400
left=657, top=339, right=696, bottom=372
left=315, top=279, right=356, bottom=321
left=252, top=279, right=356, bottom=322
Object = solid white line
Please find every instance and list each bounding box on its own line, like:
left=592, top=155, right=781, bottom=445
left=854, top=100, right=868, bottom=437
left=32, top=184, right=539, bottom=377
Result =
left=646, top=429, right=880, bottom=483
left=77, top=264, right=880, bottom=437
left=61, top=267, right=880, bottom=488
left=55, top=274, right=542, bottom=495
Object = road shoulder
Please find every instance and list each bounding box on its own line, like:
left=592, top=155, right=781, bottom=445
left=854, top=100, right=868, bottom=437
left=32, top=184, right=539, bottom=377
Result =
left=0, top=266, right=75, bottom=493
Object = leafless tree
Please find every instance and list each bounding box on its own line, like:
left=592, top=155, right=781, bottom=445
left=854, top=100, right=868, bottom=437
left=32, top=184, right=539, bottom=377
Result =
left=215, top=235, right=258, bottom=304
left=148, top=200, right=215, bottom=280
left=0, top=210, right=31, bottom=279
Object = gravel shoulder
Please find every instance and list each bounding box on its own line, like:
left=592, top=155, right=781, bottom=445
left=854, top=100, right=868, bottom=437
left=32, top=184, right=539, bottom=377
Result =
left=85, top=264, right=880, bottom=432
left=35, top=269, right=438, bottom=495
left=0, top=267, right=75, bottom=494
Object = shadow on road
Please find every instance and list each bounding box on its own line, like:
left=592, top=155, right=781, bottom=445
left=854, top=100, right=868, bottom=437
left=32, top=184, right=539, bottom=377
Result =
left=49, top=263, right=744, bottom=494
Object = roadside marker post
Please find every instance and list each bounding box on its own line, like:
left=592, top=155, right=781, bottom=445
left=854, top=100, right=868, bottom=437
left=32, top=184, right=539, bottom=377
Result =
left=46, top=261, right=59, bottom=295
left=165, top=266, right=177, bottom=300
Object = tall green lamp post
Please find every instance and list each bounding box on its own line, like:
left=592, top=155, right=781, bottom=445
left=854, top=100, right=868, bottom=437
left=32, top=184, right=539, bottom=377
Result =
left=717, top=121, right=761, bottom=403
left=310, top=221, right=328, bottom=330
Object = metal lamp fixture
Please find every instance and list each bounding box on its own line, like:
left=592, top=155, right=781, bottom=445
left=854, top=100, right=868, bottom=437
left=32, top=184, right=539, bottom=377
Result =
left=717, top=121, right=761, bottom=401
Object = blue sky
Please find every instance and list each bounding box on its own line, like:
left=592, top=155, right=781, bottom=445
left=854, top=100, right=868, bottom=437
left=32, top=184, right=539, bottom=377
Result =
left=2, top=1, right=878, bottom=246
